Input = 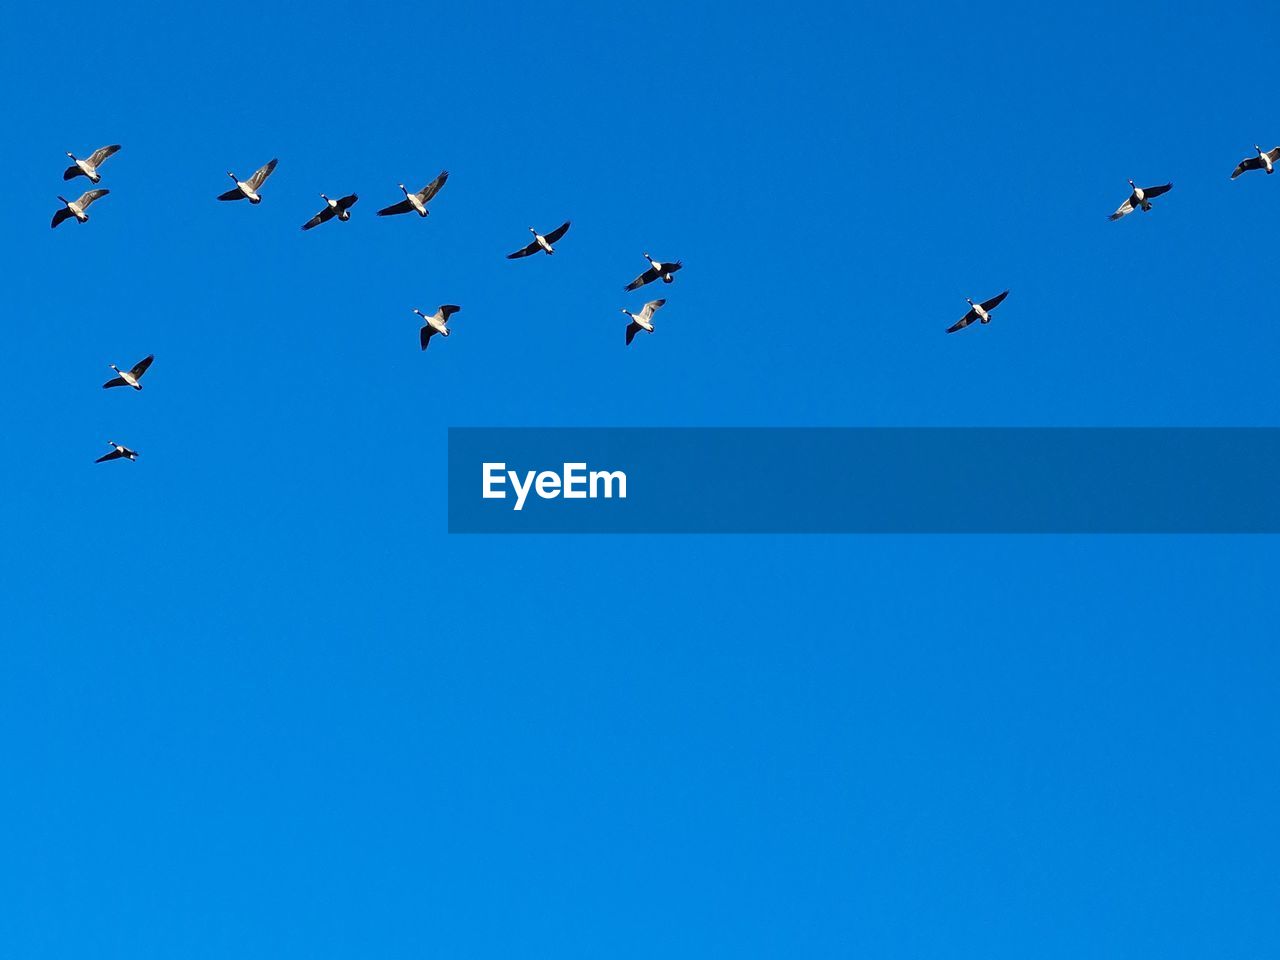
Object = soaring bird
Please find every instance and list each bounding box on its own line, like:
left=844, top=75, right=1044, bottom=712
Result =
left=301, top=193, right=359, bottom=230
left=414, top=305, right=462, bottom=351
left=1230, top=145, right=1280, bottom=180
left=1109, top=179, right=1173, bottom=220
left=947, top=290, right=1009, bottom=333
left=377, top=171, right=449, bottom=217
left=63, top=144, right=121, bottom=184
left=625, top=252, right=683, bottom=291
left=622, top=299, right=666, bottom=345
left=507, top=221, right=571, bottom=258
left=103, top=354, right=155, bottom=390
left=218, top=158, right=278, bottom=203
left=51, top=189, right=109, bottom=228
left=95, top=441, right=138, bottom=463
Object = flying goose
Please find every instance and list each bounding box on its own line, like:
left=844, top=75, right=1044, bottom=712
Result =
left=103, top=354, right=154, bottom=390
left=377, top=171, right=449, bottom=217
left=622, top=298, right=666, bottom=345
left=947, top=290, right=1009, bottom=333
left=1109, top=179, right=1173, bottom=220
left=63, top=144, right=121, bottom=184
left=414, top=304, right=462, bottom=351
left=217, top=158, right=278, bottom=203
left=95, top=441, right=138, bottom=463
left=625, top=252, right=683, bottom=291
left=301, top=193, right=359, bottom=230
left=51, top=189, right=109, bottom=228
left=1230, top=145, right=1280, bottom=179
left=507, top=221, right=571, bottom=258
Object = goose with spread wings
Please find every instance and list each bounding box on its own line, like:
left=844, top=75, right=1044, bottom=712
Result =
left=103, top=354, right=154, bottom=390
left=52, top=189, right=109, bottom=228
left=625, top=252, right=682, bottom=291
left=302, top=193, right=359, bottom=230
left=95, top=441, right=138, bottom=463
left=947, top=290, right=1009, bottom=334
left=1109, top=179, right=1173, bottom=220
left=378, top=171, right=449, bottom=218
left=63, top=144, right=121, bottom=184
left=1230, top=145, right=1280, bottom=179
left=415, top=304, right=462, bottom=351
left=508, top=221, right=571, bottom=258
left=623, top=299, right=666, bottom=345
left=218, top=158, right=278, bottom=203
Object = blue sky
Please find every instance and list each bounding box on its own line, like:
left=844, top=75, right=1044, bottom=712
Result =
left=2, top=0, right=1279, bottom=956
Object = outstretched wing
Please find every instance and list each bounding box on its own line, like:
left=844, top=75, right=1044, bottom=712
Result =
left=95, top=448, right=126, bottom=463
left=417, top=170, right=449, bottom=204
left=1142, top=182, right=1172, bottom=199
left=626, top=266, right=660, bottom=291
left=507, top=239, right=541, bottom=259
left=662, top=260, right=684, bottom=275
left=247, top=158, right=278, bottom=191
left=78, top=188, right=108, bottom=208
left=947, top=310, right=979, bottom=334
left=438, top=305, right=462, bottom=321
left=88, top=144, right=121, bottom=166
left=218, top=187, right=244, bottom=201
left=979, top=290, right=1009, bottom=312
left=63, top=164, right=84, bottom=181
left=102, top=377, right=128, bottom=389
left=626, top=321, right=642, bottom=346
left=302, top=206, right=335, bottom=230
left=51, top=207, right=74, bottom=228
left=1267, top=147, right=1280, bottom=163
left=1231, top=157, right=1263, bottom=180
left=377, top=198, right=415, bottom=216
left=420, top=326, right=435, bottom=351
left=639, top=298, right=666, bottom=322
left=336, top=194, right=359, bottom=211
left=130, top=354, right=154, bottom=378
left=543, top=221, right=571, bottom=244
left=1109, top=198, right=1135, bottom=221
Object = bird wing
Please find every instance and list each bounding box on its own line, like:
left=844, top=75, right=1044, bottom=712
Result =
left=1267, top=147, right=1280, bottom=163
left=301, top=206, right=335, bottom=230
left=1231, top=157, right=1263, bottom=179
left=1142, top=182, right=1173, bottom=199
left=63, top=164, right=84, bottom=181
left=377, top=198, right=415, bottom=216
left=1109, top=198, right=1135, bottom=220
left=640, top=299, right=666, bottom=322
left=416, top=170, right=449, bottom=204
left=662, top=260, right=684, bottom=275
left=95, top=448, right=125, bottom=462
left=88, top=144, right=121, bottom=166
left=979, top=290, right=1009, bottom=312
left=102, top=377, right=128, bottom=389
left=543, top=221, right=571, bottom=244
left=78, top=189, right=108, bottom=208
left=626, top=266, right=660, bottom=291
left=438, top=305, right=462, bottom=321
left=420, top=326, right=435, bottom=351
left=130, top=354, right=154, bottom=378
left=626, top=321, right=642, bottom=345
left=337, top=194, right=359, bottom=210
left=51, top=207, right=73, bottom=228
left=218, top=187, right=244, bottom=201
left=507, top=239, right=541, bottom=259
left=246, top=158, right=278, bottom=191
left=947, top=310, right=978, bottom=333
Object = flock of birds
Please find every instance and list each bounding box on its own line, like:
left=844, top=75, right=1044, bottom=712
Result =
left=63, top=139, right=1280, bottom=463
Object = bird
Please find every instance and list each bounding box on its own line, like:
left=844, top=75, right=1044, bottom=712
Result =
left=947, top=290, right=1009, bottom=333
left=217, top=158, right=279, bottom=203
left=103, top=354, right=155, bottom=390
left=1109, top=179, right=1173, bottom=220
left=95, top=441, right=138, bottom=463
left=1230, top=145, right=1280, bottom=180
left=63, top=144, right=121, bottom=184
left=414, top=305, right=462, bottom=351
left=622, top=299, right=666, bottom=345
left=377, top=171, right=449, bottom=217
left=51, top=189, right=109, bottom=228
left=507, top=221, right=571, bottom=258
left=625, top=252, right=683, bottom=291
left=301, top=193, right=359, bottom=230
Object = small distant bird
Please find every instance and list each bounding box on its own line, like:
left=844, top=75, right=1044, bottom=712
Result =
left=622, top=299, right=666, bottom=345
left=95, top=440, right=138, bottom=463
left=301, top=193, right=359, bottom=230
left=63, top=144, right=121, bottom=184
left=378, top=171, right=449, bottom=218
left=1230, top=145, right=1280, bottom=180
left=414, top=304, right=462, bottom=351
left=51, top=189, right=109, bottom=228
left=947, top=290, right=1009, bottom=333
left=218, top=158, right=278, bottom=203
left=625, top=252, right=683, bottom=291
left=103, top=354, right=154, bottom=390
left=507, top=221, right=571, bottom=258
left=1109, top=179, right=1173, bottom=220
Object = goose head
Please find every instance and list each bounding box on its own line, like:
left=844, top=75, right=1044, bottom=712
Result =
left=965, top=298, right=975, bottom=306
left=56, top=195, right=68, bottom=205
left=320, top=193, right=330, bottom=201
left=529, top=227, right=538, bottom=235
left=1127, top=178, right=1136, bottom=188
left=66, top=152, right=77, bottom=161
left=1255, top=144, right=1264, bottom=155
left=398, top=183, right=409, bottom=194
left=109, top=363, right=121, bottom=373
left=227, top=171, right=238, bottom=181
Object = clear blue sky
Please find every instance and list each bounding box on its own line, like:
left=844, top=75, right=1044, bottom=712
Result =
left=2, top=0, right=1279, bottom=956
